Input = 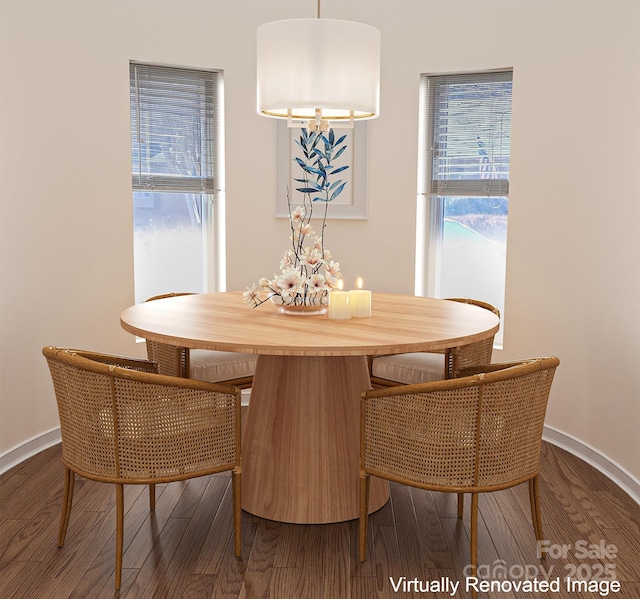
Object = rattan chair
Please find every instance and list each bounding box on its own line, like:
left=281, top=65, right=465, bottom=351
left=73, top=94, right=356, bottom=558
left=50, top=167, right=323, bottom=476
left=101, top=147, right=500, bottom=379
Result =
left=145, top=293, right=256, bottom=388
left=369, top=298, right=500, bottom=386
left=359, top=357, right=559, bottom=597
left=43, top=346, right=243, bottom=590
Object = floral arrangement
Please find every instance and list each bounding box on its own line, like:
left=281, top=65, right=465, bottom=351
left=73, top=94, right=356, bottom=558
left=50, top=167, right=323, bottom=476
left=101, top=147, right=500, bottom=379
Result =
left=244, top=128, right=349, bottom=308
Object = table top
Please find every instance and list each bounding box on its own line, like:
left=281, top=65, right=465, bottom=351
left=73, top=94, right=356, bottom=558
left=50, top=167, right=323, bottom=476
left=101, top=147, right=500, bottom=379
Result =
left=120, top=292, right=500, bottom=357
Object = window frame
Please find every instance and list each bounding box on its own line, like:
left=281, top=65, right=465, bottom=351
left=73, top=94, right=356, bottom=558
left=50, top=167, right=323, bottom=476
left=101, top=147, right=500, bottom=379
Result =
left=415, top=69, right=512, bottom=344
left=129, top=61, right=226, bottom=297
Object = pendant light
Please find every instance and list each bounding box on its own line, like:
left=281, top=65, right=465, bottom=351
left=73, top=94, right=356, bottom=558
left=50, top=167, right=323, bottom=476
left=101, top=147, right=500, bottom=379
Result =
left=256, top=0, right=380, bottom=131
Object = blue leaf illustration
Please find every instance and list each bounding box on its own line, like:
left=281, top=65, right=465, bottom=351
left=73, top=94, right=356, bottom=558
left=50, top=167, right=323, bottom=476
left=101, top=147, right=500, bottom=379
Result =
left=331, top=164, right=349, bottom=175
left=330, top=181, right=347, bottom=201
left=305, top=165, right=325, bottom=177
left=312, top=148, right=329, bottom=161
left=333, top=146, right=347, bottom=160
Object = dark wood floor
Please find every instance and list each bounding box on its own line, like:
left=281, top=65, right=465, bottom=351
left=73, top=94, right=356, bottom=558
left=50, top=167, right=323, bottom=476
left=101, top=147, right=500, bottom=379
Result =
left=1, top=425, right=639, bottom=598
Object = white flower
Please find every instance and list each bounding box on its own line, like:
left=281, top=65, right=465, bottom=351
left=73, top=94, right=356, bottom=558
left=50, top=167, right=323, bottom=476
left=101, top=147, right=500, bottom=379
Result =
left=323, top=249, right=332, bottom=261
left=307, top=273, right=328, bottom=293
left=300, top=223, right=314, bottom=237
left=258, top=277, right=270, bottom=289
left=280, top=249, right=295, bottom=271
left=243, top=284, right=260, bottom=305
left=277, top=269, right=305, bottom=298
left=290, top=206, right=305, bottom=224
left=326, top=260, right=341, bottom=277
left=302, top=247, right=324, bottom=269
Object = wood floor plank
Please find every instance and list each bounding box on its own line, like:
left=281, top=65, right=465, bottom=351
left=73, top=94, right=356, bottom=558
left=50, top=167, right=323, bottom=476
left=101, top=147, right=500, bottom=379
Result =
left=0, top=518, right=33, bottom=570
left=368, top=479, right=395, bottom=526
left=411, top=489, right=452, bottom=569
left=122, top=482, right=183, bottom=569
left=0, top=558, right=38, bottom=597
left=370, top=524, right=407, bottom=599
left=593, top=488, right=640, bottom=538
left=177, top=573, right=218, bottom=599
left=209, top=510, right=257, bottom=598
left=12, top=509, right=110, bottom=598
left=350, top=574, right=378, bottom=599
left=489, top=486, right=545, bottom=564
left=323, top=521, right=351, bottom=599
left=1, top=464, right=62, bottom=522
left=268, top=566, right=306, bottom=598
left=271, top=522, right=302, bottom=568
left=1, top=437, right=639, bottom=598
left=294, top=524, right=324, bottom=599
left=597, top=526, right=640, bottom=582
left=138, top=478, right=227, bottom=598
left=388, top=483, right=427, bottom=579
left=193, top=477, right=241, bottom=576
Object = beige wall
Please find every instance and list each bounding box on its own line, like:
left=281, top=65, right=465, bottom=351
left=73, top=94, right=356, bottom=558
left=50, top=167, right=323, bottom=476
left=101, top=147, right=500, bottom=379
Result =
left=1, top=1, right=639, bottom=484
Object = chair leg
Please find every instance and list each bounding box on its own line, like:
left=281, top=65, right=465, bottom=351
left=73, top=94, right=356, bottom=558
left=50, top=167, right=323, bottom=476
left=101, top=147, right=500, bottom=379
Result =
left=149, top=484, right=156, bottom=511
left=58, top=466, right=75, bottom=547
left=358, top=472, right=370, bottom=562
left=457, top=492, right=464, bottom=518
left=232, top=468, right=242, bottom=558
left=115, top=484, right=124, bottom=590
left=529, top=476, right=545, bottom=555
left=470, top=493, right=479, bottom=599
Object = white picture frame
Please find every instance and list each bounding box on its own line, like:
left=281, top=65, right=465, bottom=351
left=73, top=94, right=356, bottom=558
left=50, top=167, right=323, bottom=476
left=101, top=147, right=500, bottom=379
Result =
left=275, top=121, right=369, bottom=219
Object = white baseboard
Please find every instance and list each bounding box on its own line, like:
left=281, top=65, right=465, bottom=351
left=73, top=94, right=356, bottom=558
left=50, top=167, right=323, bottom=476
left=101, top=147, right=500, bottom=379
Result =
left=2, top=415, right=638, bottom=507
left=0, top=427, right=62, bottom=475
left=543, top=425, right=640, bottom=505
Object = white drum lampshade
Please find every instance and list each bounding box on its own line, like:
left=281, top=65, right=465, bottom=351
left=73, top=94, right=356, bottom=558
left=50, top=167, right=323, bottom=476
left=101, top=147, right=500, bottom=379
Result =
left=257, top=18, right=380, bottom=122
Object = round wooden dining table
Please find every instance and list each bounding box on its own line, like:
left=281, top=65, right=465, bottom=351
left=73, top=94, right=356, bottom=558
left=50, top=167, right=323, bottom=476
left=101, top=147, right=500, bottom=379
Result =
left=121, top=291, right=500, bottom=524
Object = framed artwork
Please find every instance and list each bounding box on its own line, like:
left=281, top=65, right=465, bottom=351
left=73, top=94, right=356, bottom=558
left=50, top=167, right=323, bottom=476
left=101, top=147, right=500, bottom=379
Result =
left=275, top=121, right=369, bottom=219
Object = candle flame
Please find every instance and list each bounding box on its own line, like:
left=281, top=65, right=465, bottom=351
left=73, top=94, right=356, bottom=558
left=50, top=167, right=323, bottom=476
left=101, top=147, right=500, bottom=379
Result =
left=357, top=277, right=363, bottom=289
left=338, top=279, right=344, bottom=291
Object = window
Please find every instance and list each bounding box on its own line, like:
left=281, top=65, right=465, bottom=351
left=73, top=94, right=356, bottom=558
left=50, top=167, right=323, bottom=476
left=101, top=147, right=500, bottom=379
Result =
left=416, top=70, right=512, bottom=345
left=129, top=62, right=224, bottom=304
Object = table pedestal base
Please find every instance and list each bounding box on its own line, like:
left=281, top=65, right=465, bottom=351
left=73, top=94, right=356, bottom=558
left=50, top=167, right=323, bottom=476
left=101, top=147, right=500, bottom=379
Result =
left=241, top=355, right=389, bottom=523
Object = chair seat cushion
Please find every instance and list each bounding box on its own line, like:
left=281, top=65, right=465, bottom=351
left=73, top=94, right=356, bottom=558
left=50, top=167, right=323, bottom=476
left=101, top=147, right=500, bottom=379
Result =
left=189, top=350, right=257, bottom=382
left=371, top=352, right=446, bottom=385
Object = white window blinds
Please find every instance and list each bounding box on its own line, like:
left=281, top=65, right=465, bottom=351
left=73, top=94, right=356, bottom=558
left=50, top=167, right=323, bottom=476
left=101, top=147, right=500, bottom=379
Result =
left=420, top=70, right=512, bottom=197
left=130, top=63, right=222, bottom=193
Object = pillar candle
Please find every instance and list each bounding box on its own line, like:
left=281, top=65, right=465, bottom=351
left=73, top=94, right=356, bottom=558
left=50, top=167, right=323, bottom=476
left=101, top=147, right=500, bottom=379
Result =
left=349, top=289, right=371, bottom=318
left=328, top=291, right=351, bottom=320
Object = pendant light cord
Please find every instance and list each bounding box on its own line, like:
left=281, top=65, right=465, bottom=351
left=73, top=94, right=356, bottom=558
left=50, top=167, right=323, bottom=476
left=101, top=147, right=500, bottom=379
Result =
left=317, top=0, right=321, bottom=18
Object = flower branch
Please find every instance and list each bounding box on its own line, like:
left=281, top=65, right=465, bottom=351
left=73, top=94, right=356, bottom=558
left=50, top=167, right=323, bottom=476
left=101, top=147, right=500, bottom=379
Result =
left=244, top=128, right=349, bottom=308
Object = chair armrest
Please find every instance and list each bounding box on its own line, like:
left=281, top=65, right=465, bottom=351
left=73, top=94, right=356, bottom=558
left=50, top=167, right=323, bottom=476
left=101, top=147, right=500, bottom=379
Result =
left=458, top=360, right=527, bottom=377
left=44, top=347, right=158, bottom=374
left=69, top=349, right=159, bottom=374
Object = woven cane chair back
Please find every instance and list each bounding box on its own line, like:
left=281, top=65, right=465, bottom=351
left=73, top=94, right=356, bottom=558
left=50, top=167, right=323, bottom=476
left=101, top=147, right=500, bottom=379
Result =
left=359, top=356, right=559, bottom=595
left=42, top=346, right=242, bottom=589
left=446, top=298, right=500, bottom=378
left=363, top=357, right=558, bottom=491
